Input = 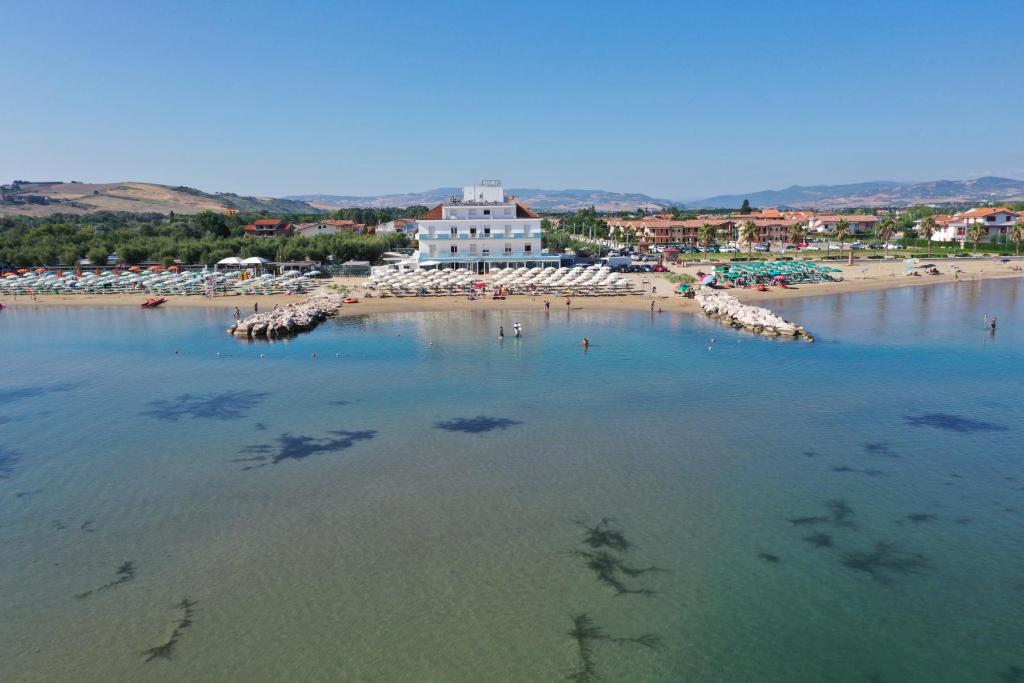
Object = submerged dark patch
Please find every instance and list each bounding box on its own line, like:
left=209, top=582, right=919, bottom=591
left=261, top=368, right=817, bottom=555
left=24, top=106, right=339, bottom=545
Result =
left=0, top=447, right=21, bottom=480
left=904, top=413, right=1007, bottom=433
left=758, top=552, right=781, bottom=563
left=234, top=430, right=376, bottom=469
left=832, top=466, right=885, bottom=477
left=788, top=500, right=856, bottom=529
left=0, top=382, right=81, bottom=406
left=434, top=415, right=523, bottom=433
left=841, top=541, right=929, bottom=584
left=572, top=549, right=662, bottom=596
left=142, top=391, right=268, bottom=421
left=566, top=613, right=661, bottom=682
left=143, top=598, right=197, bottom=663
left=863, top=442, right=899, bottom=458
left=803, top=533, right=834, bottom=548
left=75, top=561, right=136, bottom=599
left=999, top=665, right=1023, bottom=683
left=906, top=513, right=935, bottom=523
left=577, top=518, right=631, bottom=552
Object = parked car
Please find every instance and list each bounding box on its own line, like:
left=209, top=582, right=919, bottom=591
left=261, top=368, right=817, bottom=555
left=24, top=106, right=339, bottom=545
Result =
left=652, top=264, right=668, bottom=272
left=884, top=243, right=906, bottom=250
left=753, top=243, right=771, bottom=252
left=828, top=242, right=842, bottom=250
left=720, top=245, right=739, bottom=253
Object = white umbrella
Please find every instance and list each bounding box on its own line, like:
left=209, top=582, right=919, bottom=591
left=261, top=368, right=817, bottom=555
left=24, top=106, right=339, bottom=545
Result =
left=217, top=256, right=243, bottom=266
left=241, top=256, right=271, bottom=265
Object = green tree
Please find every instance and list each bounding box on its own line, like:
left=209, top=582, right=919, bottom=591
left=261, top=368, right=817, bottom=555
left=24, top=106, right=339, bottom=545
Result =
left=697, top=223, right=717, bottom=252
left=919, top=216, right=936, bottom=257
left=740, top=220, right=758, bottom=257
left=739, top=199, right=752, bottom=215
left=787, top=221, right=805, bottom=249
left=86, top=246, right=110, bottom=266
left=834, top=219, right=851, bottom=257
left=967, top=223, right=987, bottom=251
left=875, top=217, right=896, bottom=256
left=1010, top=220, right=1024, bottom=256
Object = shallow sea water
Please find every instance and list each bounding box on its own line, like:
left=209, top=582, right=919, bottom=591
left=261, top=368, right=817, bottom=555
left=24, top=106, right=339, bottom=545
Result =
left=1, top=279, right=1022, bottom=682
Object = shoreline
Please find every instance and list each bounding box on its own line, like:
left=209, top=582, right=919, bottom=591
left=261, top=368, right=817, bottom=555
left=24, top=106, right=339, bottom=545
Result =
left=2, top=260, right=1021, bottom=317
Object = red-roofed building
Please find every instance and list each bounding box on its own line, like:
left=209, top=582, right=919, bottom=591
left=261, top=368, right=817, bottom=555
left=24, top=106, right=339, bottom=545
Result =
left=243, top=219, right=293, bottom=237
left=807, top=214, right=881, bottom=235
left=932, top=207, right=1021, bottom=243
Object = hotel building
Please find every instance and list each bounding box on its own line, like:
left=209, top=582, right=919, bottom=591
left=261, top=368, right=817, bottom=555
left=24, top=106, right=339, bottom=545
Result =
left=416, top=180, right=560, bottom=272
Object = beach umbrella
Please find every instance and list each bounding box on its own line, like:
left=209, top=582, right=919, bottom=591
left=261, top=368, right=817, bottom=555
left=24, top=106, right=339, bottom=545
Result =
left=701, top=274, right=716, bottom=285
left=148, top=265, right=162, bottom=271
left=129, top=266, right=141, bottom=272
left=16, top=268, right=29, bottom=274
left=241, top=257, right=270, bottom=265
left=35, top=268, right=46, bottom=273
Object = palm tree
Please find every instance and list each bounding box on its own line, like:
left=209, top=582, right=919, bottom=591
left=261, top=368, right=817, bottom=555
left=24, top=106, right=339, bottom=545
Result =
left=787, top=221, right=806, bottom=252
left=875, top=217, right=896, bottom=256
left=834, top=219, right=851, bottom=257
left=698, top=223, right=717, bottom=254
left=919, top=216, right=936, bottom=257
left=740, top=220, right=758, bottom=258
left=968, top=223, right=987, bottom=252
left=1011, top=220, right=1024, bottom=256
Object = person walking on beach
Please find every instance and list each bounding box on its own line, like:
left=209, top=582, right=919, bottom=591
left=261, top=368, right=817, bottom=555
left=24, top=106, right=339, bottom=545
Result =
left=544, top=300, right=550, bottom=312
left=254, top=301, right=259, bottom=313
left=566, top=297, right=571, bottom=310
left=650, top=300, right=655, bottom=312
left=234, top=307, right=241, bottom=320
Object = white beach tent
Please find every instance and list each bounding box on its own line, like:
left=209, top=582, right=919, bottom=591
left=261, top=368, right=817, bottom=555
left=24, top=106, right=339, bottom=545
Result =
left=241, top=257, right=271, bottom=265
left=216, top=257, right=244, bottom=270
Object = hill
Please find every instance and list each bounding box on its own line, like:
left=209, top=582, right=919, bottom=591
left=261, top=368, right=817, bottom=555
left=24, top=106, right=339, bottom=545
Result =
left=287, top=188, right=680, bottom=212
left=694, top=176, right=1024, bottom=209
left=0, top=181, right=320, bottom=217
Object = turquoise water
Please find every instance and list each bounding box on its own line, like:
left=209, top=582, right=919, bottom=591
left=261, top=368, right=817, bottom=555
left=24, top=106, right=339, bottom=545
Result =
left=1, top=280, right=1022, bottom=682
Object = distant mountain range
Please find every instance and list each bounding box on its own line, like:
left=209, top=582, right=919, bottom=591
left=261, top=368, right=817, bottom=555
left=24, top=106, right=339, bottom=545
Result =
left=693, top=177, right=1024, bottom=209
left=287, top=188, right=680, bottom=212
left=0, top=181, right=321, bottom=217
left=4, top=176, right=1023, bottom=218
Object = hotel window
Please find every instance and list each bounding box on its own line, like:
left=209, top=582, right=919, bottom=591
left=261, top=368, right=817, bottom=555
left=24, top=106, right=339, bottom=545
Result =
left=524, top=244, right=532, bottom=253
left=483, top=209, right=491, bottom=216
left=484, top=228, right=491, bottom=236
left=482, top=249, right=490, bottom=256
left=450, top=227, right=457, bottom=236
left=470, top=228, right=477, bottom=236
left=450, top=245, right=458, bottom=254
left=504, top=243, right=512, bottom=254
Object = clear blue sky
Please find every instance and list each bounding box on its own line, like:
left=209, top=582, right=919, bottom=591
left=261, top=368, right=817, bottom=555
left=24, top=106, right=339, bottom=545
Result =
left=3, top=0, right=1022, bottom=200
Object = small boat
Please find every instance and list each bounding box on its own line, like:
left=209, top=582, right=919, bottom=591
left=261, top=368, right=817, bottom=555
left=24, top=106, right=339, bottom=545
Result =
left=141, top=297, right=167, bottom=308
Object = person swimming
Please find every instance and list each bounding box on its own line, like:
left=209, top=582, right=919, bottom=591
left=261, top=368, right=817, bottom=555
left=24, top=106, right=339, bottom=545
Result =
left=582, top=337, right=590, bottom=349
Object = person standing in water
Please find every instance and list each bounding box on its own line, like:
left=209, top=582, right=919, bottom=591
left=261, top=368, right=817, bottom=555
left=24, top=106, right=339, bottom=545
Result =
left=498, top=325, right=505, bottom=339
left=582, top=337, right=590, bottom=349
left=990, top=316, right=997, bottom=332
left=513, top=322, right=522, bottom=337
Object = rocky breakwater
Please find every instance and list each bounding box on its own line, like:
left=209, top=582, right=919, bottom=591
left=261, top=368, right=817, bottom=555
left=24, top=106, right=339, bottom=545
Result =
left=694, top=287, right=813, bottom=341
left=228, top=291, right=344, bottom=339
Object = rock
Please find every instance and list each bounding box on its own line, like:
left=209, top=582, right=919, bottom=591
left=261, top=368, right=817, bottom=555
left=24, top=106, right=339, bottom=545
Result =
left=694, top=287, right=811, bottom=342
left=227, top=290, right=344, bottom=339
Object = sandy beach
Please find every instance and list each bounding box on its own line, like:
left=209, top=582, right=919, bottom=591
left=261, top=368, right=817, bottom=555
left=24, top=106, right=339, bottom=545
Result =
left=2, top=257, right=1021, bottom=318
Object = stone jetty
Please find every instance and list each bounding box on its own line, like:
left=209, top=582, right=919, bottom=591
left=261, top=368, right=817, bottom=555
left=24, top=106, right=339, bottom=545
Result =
left=228, top=290, right=344, bottom=339
left=694, top=287, right=813, bottom=341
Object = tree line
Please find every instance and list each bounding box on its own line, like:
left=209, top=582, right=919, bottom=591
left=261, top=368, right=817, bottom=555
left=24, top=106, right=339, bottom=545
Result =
left=0, top=211, right=411, bottom=268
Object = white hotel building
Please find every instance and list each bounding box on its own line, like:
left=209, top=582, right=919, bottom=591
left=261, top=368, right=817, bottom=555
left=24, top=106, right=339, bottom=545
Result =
left=416, top=180, right=561, bottom=272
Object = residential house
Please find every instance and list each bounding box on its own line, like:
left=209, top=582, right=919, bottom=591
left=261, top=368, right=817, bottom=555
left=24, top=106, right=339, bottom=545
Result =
left=375, top=218, right=418, bottom=237
left=931, top=207, right=1021, bottom=243
left=243, top=219, right=293, bottom=237
left=806, top=214, right=881, bottom=235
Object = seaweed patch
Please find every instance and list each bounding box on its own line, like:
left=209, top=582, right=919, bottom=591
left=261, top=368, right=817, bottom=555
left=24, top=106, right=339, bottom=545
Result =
left=841, top=541, right=929, bottom=584
left=904, top=413, right=1007, bottom=433
left=999, top=665, right=1023, bottom=683
left=75, top=561, right=136, bottom=599
left=566, top=613, right=661, bottom=682
left=142, top=598, right=197, bottom=663
left=577, top=517, right=630, bottom=552
left=863, top=442, right=899, bottom=458
left=803, top=533, right=834, bottom=548
left=832, top=466, right=885, bottom=477
left=234, top=430, right=376, bottom=469
left=571, top=549, right=662, bottom=596
left=0, top=447, right=21, bottom=480
left=142, top=391, right=268, bottom=421
left=788, top=500, right=856, bottom=529
left=0, top=382, right=81, bottom=406
left=434, top=416, right=523, bottom=433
